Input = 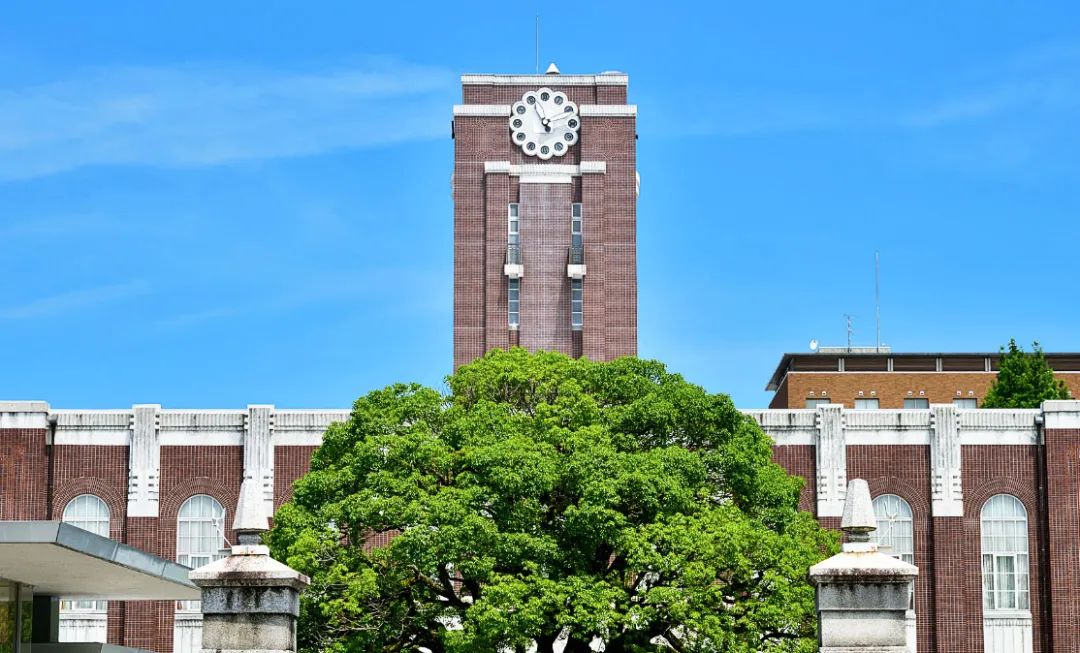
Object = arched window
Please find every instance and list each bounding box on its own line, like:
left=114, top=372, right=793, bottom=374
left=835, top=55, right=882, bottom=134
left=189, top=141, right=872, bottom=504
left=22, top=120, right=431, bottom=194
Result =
left=177, top=495, right=227, bottom=569
left=872, top=494, right=914, bottom=564
left=62, top=495, right=110, bottom=537
left=981, top=494, right=1030, bottom=611
left=61, top=495, right=110, bottom=614
left=176, top=495, right=226, bottom=612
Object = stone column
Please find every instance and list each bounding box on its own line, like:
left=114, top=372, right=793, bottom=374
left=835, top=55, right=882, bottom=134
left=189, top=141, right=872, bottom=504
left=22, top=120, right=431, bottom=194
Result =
left=189, top=481, right=310, bottom=653
left=810, top=479, right=918, bottom=652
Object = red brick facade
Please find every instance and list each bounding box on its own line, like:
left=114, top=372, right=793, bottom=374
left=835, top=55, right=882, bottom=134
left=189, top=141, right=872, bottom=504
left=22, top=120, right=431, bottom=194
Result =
left=452, top=72, right=637, bottom=368
left=7, top=402, right=1080, bottom=651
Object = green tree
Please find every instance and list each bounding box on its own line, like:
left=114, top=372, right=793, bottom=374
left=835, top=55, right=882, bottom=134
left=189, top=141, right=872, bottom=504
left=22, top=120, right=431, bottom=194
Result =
left=269, top=349, right=836, bottom=653
left=983, top=339, right=1071, bottom=408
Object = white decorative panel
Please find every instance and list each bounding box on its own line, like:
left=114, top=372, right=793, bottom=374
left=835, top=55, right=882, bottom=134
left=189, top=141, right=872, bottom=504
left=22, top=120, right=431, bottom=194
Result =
left=983, top=613, right=1033, bottom=653
left=816, top=404, right=846, bottom=517
left=245, top=405, right=275, bottom=516
left=930, top=405, right=964, bottom=517
left=128, top=404, right=161, bottom=517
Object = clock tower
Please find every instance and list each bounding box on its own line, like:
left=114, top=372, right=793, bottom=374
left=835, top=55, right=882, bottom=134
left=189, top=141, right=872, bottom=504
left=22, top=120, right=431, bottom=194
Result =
left=451, top=67, right=637, bottom=367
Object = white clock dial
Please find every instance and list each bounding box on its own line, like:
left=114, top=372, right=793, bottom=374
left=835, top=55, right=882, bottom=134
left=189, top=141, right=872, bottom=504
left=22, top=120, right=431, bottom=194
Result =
left=508, top=87, right=580, bottom=160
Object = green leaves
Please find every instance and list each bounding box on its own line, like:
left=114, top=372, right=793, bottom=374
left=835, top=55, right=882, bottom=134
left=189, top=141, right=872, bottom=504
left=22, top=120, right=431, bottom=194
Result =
left=269, top=349, right=836, bottom=652
left=983, top=339, right=1072, bottom=408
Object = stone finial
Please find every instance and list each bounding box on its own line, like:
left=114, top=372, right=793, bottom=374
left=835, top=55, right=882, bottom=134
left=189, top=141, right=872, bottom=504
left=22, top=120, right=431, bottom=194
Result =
left=841, top=479, right=877, bottom=544
left=233, top=479, right=269, bottom=545
left=810, top=478, right=918, bottom=651
left=545, top=62, right=560, bottom=75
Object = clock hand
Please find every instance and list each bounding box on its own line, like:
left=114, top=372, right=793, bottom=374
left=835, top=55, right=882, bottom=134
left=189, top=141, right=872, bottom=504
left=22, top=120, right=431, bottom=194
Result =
left=548, top=110, right=576, bottom=124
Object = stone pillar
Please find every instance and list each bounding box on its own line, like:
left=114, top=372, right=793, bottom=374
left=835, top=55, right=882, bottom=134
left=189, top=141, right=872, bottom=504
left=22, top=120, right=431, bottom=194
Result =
left=189, top=481, right=309, bottom=653
left=810, top=479, right=918, bottom=652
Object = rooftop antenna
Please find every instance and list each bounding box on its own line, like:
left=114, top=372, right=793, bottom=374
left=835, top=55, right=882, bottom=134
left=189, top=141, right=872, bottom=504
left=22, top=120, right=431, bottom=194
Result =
left=844, top=314, right=854, bottom=351
left=875, top=251, right=881, bottom=353
left=535, top=15, right=540, bottom=74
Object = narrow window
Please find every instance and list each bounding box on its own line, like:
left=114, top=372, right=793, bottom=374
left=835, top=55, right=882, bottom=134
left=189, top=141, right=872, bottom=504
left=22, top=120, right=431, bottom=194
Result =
left=903, top=398, right=929, bottom=409
left=854, top=398, right=880, bottom=410
left=507, top=204, right=520, bottom=265
left=805, top=398, right=830, bottom=408
left=569, top=203, right=583, bottom=265
left=570, top=278, right=583, bottom=329
left=954, top=398, right=978, bottom=409
left=508, top=278, right=520, bottom=328
left=981, top=494, right=1030, bottom=611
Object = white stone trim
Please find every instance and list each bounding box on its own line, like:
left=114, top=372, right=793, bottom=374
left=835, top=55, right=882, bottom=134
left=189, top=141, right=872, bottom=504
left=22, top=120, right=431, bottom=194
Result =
left=1042, top=400, right=1080, bottom=429
left=461, top=73, right=628, bottom=86
left=846, top=432, right=931, bottom=446
left=0, top=401, right=50, bottom=429
left=453, top=104, right=635, bottom=117
left=272, top=431, right=327, bottom=446
left=579, top=105, right=637, bottom=117
left=159, top=431, right=244, bottom=446
left=484, top=162, right=606, bottom=177
left=961, top=432, right=1040, bottom=445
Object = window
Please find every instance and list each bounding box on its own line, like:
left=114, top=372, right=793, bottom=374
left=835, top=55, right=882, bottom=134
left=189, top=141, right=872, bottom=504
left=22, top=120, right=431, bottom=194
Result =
left=177, top=495, right=227, bottom=611
left=981, top=494, right=1030, bottom=611
left=903, top=398, right=929, bottom=409
left=62, top=495, right=110, bottom=612
left=854, top=398, right=880, bottom=410
left=805, top=398, right=831, bottom=408
left=872, top=494, right=914, bottom=564
left=570, top=278, right=583, bottom=329
left=954, top=398, right=978, bottom=409
left=507, top=204, right=520, bottom=265
left=508, top=278, right=520, bottom=328
left=571, top=203, right=582, bottom=248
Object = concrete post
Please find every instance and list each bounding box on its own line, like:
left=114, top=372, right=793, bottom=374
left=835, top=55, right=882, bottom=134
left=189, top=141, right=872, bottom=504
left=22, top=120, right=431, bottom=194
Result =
left=810, top=479, right=918, bottom=652
left=189, top=481, right=310, bottom=653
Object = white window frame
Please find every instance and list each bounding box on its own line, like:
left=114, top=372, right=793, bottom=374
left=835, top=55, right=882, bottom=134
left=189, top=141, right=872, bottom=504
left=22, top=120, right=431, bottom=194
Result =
left=903, top=398, right=929, bottom=409
left=954, top=398, right=978, bottom=409
left=176, top=495, right=227, bottom=612
left=61, top=495, right=110, bottom=612
left=805, top=398, right=830, bottom=408
left=981, top=494, right=1030, bottom=612
left=854, top=398, right=880, bottom=410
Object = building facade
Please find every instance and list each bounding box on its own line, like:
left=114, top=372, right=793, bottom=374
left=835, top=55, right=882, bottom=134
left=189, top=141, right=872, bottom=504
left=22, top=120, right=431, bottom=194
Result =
left=8, top=399, right=1080, bottom=653
left=767, top=349, right=1080, bottom=409
left=452, top=69, right=638, bottom=368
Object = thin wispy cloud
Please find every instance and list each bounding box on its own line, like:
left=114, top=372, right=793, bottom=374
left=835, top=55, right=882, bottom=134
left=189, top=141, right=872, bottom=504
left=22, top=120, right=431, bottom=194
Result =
left=656, top=41, right=1080, bottom=138
left=0, top=58, right=454, bottom=181
left=0, top=280, right=151, bottom=319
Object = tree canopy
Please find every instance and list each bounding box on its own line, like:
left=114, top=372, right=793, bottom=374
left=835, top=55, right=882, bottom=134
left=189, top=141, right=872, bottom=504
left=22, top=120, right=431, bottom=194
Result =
left=982, top=339, right=1071, bottom=408
left=269, top=349, right=836, bottom=653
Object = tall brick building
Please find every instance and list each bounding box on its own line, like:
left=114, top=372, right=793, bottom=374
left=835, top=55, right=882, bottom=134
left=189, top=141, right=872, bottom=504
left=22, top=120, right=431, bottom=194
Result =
left=451, top=68, right=637, bottom=367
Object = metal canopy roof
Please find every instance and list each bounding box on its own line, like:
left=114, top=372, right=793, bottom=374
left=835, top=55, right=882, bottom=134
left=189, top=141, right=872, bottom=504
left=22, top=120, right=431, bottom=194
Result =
left=0, top=521, right=199, bottom=600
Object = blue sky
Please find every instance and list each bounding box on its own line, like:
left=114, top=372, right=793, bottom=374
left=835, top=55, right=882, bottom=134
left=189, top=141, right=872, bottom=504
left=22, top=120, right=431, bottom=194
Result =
left=2, top=2, right=1080, bottom=408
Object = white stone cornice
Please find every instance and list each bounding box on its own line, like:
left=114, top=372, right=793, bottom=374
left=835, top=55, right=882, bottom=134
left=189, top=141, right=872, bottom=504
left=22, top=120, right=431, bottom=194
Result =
left=453, top=104, right=636, bottom=117
left=483, top=162, right=607, bottom=180
left=0, top=401, right=50, bottom=429
left=461, top=73, right=628, bottom=86
left=579, top=105, right=637, bottom=117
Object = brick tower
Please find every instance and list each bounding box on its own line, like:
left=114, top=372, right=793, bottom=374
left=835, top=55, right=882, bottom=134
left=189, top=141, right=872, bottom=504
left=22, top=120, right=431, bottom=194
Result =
left=451, top=67, right=637, bottom=368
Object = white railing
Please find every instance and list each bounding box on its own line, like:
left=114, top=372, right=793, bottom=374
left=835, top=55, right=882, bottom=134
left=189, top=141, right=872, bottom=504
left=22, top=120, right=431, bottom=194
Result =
left=58, top=613, right=107, bottom=643
left=173, top=612, right=203, bottom=653
left=983, top=612, right=1033, bottom=653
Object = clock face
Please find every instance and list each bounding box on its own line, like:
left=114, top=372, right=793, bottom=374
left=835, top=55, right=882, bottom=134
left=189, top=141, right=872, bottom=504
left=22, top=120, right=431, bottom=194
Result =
left=508, top=87, right=580, bottom=160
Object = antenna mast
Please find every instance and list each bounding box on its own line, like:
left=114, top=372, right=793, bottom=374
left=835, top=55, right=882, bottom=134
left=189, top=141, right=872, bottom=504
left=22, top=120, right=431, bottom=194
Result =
left=845, top=314, right=854, bottom=351
left=875, top=251, right=881, bottom=352
left=535, top=15, right=540, bottom=74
